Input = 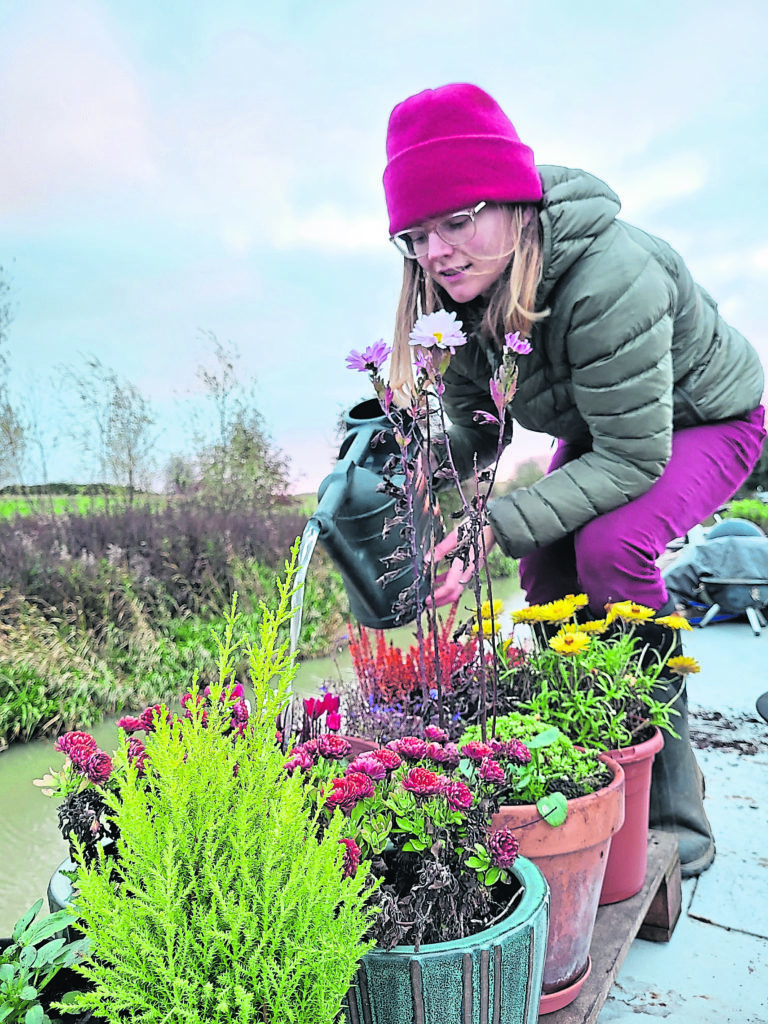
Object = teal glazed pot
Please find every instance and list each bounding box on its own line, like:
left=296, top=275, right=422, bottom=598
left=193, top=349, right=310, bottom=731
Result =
left=342, top=855, right=549, bottom=1024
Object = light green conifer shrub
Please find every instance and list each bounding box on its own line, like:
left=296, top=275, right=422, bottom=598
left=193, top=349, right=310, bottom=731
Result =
left=63, top=544, right=375, bottom=1024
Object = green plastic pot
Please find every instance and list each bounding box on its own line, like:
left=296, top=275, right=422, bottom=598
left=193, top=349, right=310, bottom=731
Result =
left=342, top=855, right=549, bottom=1024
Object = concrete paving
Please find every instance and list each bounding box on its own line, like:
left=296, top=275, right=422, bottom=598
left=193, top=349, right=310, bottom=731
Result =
left=600, top=619, right=768, bottom=1023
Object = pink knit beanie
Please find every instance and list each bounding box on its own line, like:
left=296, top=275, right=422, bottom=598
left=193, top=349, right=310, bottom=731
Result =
left=383, top=83, right=542, bottom=235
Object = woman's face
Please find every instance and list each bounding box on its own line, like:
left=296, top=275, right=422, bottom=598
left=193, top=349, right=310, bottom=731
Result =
left=415, top=204, right=511, bottom=304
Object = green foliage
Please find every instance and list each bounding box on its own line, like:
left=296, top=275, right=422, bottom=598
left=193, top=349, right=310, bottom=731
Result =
left=724, top=499, right=768, bottom=530
left=0, top=898, right=88, bottom=1024
left=503, top=628, right=679, bottom=750
left=64, top=546, right=375, bottom=1024
left=459, top=713, right=609, bottom=825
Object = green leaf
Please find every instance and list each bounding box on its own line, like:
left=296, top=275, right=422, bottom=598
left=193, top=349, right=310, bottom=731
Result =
left=25, top=1005, right=44, bottom=1024
left=466, top=856, right=486, bottom=869
left=20, top=946, right=36, bottom=968
left=32, top=938, right=66, bottom=968
left=526, top=727, right=560, bottom=750
left=537, top=792, right=568, bottom=827
left=0, top=1006, right=14, bottom=1023
left=402, top=839, right=427, bottom=852
left=12, top=900, right=43, bottom=943
left=0, top=964, right=17, bottom=983
left=20, top=984, right=38, bottom=1000
left=485, top=867, right=501, bottom=886
left=22, top=911, right=72, bottom=947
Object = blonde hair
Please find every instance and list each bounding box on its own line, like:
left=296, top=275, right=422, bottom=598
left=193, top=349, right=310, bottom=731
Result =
left=389, top=203, right=548, bottom=404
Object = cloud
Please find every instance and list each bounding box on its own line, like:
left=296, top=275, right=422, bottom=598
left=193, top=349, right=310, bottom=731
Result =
left=0, top=3, right=156, bottom=215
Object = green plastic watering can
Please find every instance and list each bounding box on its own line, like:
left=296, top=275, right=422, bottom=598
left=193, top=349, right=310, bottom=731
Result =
left=311, top=398, right=444, bottom=629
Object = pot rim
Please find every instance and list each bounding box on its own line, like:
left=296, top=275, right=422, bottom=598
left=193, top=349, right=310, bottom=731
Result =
left=363, top=854, right=549, bottom=958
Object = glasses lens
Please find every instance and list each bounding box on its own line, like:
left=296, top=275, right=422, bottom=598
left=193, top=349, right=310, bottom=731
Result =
left=436, top=212, right=475, bottom=245
left=392, top=230, right=427, bottom=258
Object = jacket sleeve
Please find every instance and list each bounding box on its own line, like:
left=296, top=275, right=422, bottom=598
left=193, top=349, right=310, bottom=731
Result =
left=488, top=245, right=677, bottom=557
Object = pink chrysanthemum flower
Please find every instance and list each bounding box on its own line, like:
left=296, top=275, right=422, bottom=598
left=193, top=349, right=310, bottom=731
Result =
left=370, top=748, right=402, bottom=772
left=401, top=767, right=445, bottom=797
left=338, top=837, right=361, bottom=878
left=424, top=725, right=449, bottom=743
left=85, top=751, right=113, bottom=785
left=347, top=755, right=387, bottom=781
left=116, top=715, right=145, bottom=733
left=502, top=739, right=532, bottom=765
left=317, top=734, right=352, bottom=761
left=459, top=740, right=496, bottom=764
left=391, top=736, right=428, bottom=761
left=478, top=758, right=506, bottom=784
left=326, top=772, right=375, bottom=813
left=488, top=828, right=520, bottom=868
left=443, top=780, right=473, bottom=810
left=425, top=741, right=454, bottom=765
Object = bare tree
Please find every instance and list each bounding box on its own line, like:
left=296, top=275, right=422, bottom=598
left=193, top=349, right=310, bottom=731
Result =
left=61, top=356, right=156, bottom=504
left=180, top=332, right=290, bottom=509
left=0, top=267, right=26, bottom=486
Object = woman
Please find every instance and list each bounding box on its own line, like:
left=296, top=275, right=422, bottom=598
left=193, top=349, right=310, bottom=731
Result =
left=382, top=83, right=765, bottom=877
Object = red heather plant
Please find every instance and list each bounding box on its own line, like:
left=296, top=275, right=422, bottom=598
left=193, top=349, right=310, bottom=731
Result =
left=286, top=727, right=537, bottom=951
left=347, top=605, right=479, bottom=707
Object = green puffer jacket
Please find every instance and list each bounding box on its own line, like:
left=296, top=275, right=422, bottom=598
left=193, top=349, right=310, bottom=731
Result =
left=441, top=165, right=765, bottom=558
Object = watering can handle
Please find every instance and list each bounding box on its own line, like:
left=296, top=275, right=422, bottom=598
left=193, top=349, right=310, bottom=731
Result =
left=311, top=424, right=381, bottom=532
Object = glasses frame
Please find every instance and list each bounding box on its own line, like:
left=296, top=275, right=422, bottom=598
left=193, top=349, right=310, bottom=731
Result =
left=389, top=201, right=488, bottom=259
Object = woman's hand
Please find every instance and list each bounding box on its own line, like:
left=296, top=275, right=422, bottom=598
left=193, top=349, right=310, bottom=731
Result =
left=426, top=523, right=497, bottom=607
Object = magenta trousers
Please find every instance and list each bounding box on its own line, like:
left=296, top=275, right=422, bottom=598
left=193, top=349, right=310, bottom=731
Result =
left=518, top=406, right=766, bottom=613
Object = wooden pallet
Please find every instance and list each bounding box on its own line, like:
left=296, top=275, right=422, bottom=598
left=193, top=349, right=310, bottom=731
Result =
left=540, top=830, right=682, bottom=1023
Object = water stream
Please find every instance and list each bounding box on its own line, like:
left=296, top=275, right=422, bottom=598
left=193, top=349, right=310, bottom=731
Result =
left=0, top=573, right=521, bottom=936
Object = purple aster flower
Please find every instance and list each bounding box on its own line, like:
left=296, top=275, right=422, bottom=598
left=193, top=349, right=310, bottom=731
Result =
left=345, top=339, right=392, bottom=373
left=409, top=311, right=467, bottom=353
left=504, top=331, right=532, bottom=355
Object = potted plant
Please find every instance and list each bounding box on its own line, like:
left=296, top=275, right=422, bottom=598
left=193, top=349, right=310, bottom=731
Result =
left=285, top=724, right=551, bottom=1023
left=457, top=711, right=624, bottom=1013
left=499, top=597, right=699, bottom=904
left=38, top=550, right=379, bottom=1024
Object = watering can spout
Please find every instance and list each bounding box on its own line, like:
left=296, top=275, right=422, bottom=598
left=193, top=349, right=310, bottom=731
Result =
left=311, top=397, right=443, bottom=630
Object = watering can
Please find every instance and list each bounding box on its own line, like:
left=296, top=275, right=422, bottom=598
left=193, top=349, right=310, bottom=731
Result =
left=311, top=397, right=444, bottom=629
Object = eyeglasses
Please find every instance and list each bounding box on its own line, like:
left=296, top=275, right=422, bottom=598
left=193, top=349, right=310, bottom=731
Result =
left=390, top=201, right=487, bottom=259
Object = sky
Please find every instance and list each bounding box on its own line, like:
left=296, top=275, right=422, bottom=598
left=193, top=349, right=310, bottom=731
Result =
left=2, top=0, right=767, bottom=493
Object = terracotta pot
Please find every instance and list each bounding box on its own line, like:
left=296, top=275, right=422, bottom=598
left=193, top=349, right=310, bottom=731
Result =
left=343, top=855, right=550, bottom=1024
left=492, top=753, right=625, bottom=1015
left=599, top=728, right=664, bottom=905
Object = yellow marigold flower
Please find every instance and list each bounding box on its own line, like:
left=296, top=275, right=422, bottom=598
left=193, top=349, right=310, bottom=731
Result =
left=575, top=619, right=608, bottom=634
left=511, top=606, right=549, bottom=624
left=472, top=618, right=501, bottom=635
left=539, top=598, right=578, bottom=624
left=549, top=630, right=591, bottom=656
left=666, top=655, right=701, bottom=676
left=480, top=599, right=504, bottom=619
left=565, top=593, right=590, bottom=608
left=654, top=613, right=693, bottom=631
left=606, top=600, right=656, bottom=624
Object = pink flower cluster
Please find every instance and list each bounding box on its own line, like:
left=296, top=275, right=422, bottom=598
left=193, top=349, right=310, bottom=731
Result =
left=303, top=691, right=341, bottom=733
left=54, top=731, right=113, bottom=785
